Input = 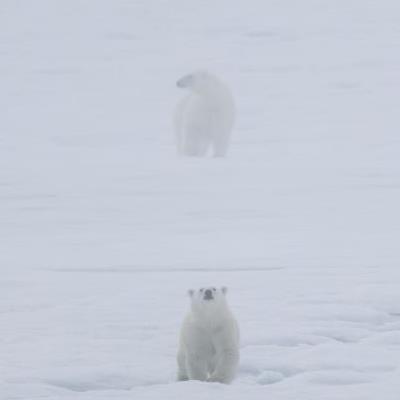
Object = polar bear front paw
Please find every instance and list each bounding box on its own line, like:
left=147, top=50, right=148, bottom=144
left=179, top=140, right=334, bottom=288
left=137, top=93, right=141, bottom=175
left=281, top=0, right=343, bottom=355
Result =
left=207, top=374, right=232, bottom=384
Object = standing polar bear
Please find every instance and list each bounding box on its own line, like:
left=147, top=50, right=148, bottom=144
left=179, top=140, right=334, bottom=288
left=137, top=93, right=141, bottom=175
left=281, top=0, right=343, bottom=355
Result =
left=177, top=287, right=240, bottom=384
left=175, top=71, right=235, bottom=157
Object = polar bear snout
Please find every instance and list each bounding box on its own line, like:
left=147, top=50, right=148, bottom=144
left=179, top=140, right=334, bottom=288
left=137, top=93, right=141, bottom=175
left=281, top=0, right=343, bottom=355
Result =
left=176, top=74, right=194, bottom=88
left=203, top=289, right=213, bottom=300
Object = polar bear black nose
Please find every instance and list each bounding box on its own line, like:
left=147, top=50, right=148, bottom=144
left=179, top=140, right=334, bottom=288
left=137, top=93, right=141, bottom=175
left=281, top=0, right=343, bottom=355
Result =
left=204, top=289, right=213, bottom=300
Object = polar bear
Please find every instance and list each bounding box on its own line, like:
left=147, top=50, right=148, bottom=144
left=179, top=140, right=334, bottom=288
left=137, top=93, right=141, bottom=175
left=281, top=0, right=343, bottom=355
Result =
left=177, top=286, right=240, bottom=384
left=175, top=71, right=235, bottom=157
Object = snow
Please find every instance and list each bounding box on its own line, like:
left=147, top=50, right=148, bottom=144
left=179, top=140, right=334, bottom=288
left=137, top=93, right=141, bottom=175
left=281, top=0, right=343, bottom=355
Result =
left=1, top=0, right=400, bottom=399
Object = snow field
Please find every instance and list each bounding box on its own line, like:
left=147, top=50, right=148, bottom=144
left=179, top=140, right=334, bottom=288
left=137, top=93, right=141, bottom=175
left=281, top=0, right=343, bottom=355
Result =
left=2, top=0, right=400, bottom=399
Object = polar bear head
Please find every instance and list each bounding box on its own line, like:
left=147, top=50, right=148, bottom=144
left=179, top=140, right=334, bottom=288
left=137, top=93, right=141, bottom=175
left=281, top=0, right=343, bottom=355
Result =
left=176, top=70, right=221, bottom=96
left=188, top=286, right=228, bottom=315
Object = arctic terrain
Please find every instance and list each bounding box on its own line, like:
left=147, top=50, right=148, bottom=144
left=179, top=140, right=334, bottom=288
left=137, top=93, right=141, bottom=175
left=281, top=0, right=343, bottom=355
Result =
left=1, top=0, right=400, bottom=399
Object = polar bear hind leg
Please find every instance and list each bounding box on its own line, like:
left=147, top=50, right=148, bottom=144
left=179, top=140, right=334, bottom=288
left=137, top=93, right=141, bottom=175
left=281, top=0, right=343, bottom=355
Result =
left=183, top=130, right=210, bottom=157
left=212, top=134, right=230, bottom=157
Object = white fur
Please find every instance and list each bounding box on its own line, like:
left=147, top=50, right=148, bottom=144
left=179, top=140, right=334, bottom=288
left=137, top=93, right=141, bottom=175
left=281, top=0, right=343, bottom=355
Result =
left=177, top=287, right=240, bottom=384
left=175, top=71, right=235, bottom=157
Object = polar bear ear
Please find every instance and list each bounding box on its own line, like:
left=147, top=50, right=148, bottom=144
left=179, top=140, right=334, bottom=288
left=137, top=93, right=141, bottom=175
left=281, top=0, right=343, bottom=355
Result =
left=188, top=289, right=194, bottom=297
left=221, top=286, right=228, bottom=295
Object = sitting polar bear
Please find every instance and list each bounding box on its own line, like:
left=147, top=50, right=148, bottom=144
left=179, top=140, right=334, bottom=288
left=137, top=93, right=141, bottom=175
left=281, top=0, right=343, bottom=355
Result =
left=175, top=71, right=235, bottom=157
left=177, top=286, right=240, bottom=383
